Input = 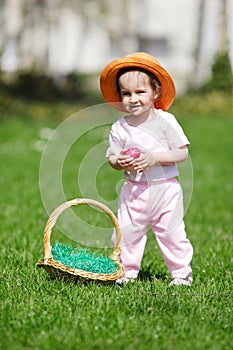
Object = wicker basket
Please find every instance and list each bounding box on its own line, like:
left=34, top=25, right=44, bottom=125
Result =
left=37, top=198, right=125, bottom=283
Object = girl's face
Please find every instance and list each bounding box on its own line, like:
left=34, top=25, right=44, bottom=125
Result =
left=118, top=71, right=159, bottom=118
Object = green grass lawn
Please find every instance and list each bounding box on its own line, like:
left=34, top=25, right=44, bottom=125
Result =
left=0, top=93, right=232, bottom=350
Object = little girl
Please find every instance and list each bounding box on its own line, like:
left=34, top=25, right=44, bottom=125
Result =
left=100, top=52, right=193, bottom=286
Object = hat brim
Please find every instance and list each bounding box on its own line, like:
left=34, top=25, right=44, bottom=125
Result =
left=100, top=54, right=176, bottom=112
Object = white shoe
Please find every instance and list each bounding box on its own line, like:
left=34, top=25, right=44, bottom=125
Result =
left=169, top=275, right=193, bottom=286
left=116, top=277, right=136, bottom=285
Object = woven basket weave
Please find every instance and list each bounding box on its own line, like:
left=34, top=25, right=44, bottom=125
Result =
left=37, top=198, right=125, bottom=283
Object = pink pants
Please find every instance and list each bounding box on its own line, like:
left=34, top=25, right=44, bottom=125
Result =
left=112, top=178, right=193, bottom=279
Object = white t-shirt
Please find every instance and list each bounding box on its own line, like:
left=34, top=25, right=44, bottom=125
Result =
left=106, top=109, right=190, bottom=182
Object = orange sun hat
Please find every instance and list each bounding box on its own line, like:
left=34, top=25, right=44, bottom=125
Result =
left=100, top=52, right=176, bottom=112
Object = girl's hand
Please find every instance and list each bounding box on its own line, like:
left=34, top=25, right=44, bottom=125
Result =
left=131, top=150, right=156, bottom=172
left=117, top=150, right=136, bottom=170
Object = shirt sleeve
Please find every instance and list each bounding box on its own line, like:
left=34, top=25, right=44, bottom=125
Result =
left=164, top=113, right=190, bottom=149
left=106, top=122, right=124, bottom=158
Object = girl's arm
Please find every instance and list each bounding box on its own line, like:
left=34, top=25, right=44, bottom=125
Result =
left=153, top=145, right=189, bottom=165
left=109, top=146, right=189, bottom=172
left=133, top=145, right=189, bottom=171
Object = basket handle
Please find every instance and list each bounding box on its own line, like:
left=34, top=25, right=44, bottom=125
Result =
left=43, top=198, right=122, bottom=264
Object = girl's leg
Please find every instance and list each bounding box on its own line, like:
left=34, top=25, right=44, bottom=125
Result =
left=113, top=181, right=149, bottom=279
left=151, top=178, right=193, bottom=279
left=120, top=234, right=148, bottom=279
left=154, top=221, right=193, bottom=278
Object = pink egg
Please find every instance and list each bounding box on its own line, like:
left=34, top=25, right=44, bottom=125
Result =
left=123, top=147, right=141, bottom=159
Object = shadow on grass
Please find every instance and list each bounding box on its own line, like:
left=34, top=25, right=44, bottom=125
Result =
left=37, top=265, right=168, bottom=286
left=138, top=269, right=168, bottom=282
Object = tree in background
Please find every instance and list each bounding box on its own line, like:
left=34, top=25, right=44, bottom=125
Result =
left=204, top=0, right=232, bottom=93
left=208, top=52, right=232, bottom=92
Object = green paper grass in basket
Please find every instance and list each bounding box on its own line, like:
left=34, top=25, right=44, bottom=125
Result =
left=52, top=242, right=119, bottom=274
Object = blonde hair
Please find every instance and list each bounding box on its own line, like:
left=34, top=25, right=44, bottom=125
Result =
left=116, top=67, right=162, bottom=99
